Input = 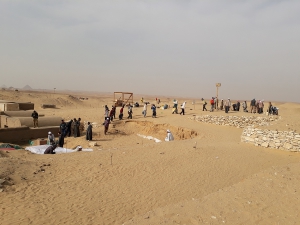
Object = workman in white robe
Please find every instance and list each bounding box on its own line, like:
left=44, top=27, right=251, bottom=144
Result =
left=47, top=131, right=55, bottom=145
left=165, top=129, right=174, bottom=141
left=143, top=103, right=148, bottom=117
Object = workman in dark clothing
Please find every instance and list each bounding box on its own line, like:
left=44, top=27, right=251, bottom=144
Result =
left=151, top=104, right=157, bottom=118
left=109, top=107, right=114, bottom=121
left=60, top=120, right=67, bottom=136
left=103, top=117, right=110, bottom=135
left=232, top=103, right=237, bottom=111
left=73, top=118, right=78, bottom=138
left=127, top=104, right=133, bottom=119
left=236, top=101, right=240, bottom=111
left=31, top=110, right=39, bottom=128
left=44, top=144, right=57, bottom=154
left=250, top=99, right=256, bottom=113
left=119, top=106, right=124, bottom=120
left=112, top=106, right=116, bottom=119
left=58, top=132, right=64, bottom=148
left=86, top=122, right=92, bottom=141
left=66, top=119, right=73, bottom=137
left=77, top=118, right=81, bottom=137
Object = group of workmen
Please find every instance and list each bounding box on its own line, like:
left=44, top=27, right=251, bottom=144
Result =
left=202, top=97, right=277, bottom=115
left=38, top=96, right=279, bottom=154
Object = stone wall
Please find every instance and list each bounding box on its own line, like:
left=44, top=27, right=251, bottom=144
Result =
left=8, top=117, right=62, bottom=128
left=0, top=115, right=8, bottom=128
left=41, top=104, right=56, bottom=108
left=189, top=115, right=279, bottom=128
left=18, top=103, right=34, bottom=110
left=3, top=111, right=40, bottom=117
left=0, top=103, right=19, bottom=111
left=0, top=116, right=62, bottom=128
left=241, top=127, right=300, bottom=151
left=0, top=126, right=59, bottom=143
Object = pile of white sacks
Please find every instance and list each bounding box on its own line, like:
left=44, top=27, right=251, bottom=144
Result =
left=241, top=127, right=300, bottom=151
left=189, top=115, right=279, bottom=128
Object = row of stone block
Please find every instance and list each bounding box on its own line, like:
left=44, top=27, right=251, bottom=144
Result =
left=241, top=127, right=300, bottom=151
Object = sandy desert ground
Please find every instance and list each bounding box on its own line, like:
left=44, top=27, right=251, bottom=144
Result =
left=1, top=89, right=300, bottom=225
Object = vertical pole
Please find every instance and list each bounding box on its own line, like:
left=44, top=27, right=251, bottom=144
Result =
left=216, top=86, right=219, bottom=110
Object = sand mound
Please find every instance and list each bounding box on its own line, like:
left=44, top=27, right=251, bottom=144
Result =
left=0, top=153, right=30, bottom=191
left=124, top=162, right=300, bottom=225
left=276, top=102, right=299, bottom=107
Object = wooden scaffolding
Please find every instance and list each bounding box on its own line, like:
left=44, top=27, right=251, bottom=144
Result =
left=113, top=92, right=134, bottom=106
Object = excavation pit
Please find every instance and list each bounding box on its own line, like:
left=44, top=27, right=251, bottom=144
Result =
left=122, top=120, right=198, bottom=141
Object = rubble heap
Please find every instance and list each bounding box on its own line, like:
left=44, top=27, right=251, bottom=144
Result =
left=241, top=127, right=300, bottom=152
left=189, top=115, right=280, bottom=128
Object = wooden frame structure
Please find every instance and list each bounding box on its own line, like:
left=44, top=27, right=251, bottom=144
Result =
left=113, top=92, right=133, bottom=106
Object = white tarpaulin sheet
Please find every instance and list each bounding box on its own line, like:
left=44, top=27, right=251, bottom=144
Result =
left=25, top=145, right=93, bottom=154
left=137, top=134, right=162, bottom=143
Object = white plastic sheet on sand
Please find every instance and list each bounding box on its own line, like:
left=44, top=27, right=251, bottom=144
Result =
left=137, top=134, right=162, bottom=143
left=25, top=145, right=93, bottom=154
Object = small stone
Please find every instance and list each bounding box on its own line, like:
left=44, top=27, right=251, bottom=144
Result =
left=283, top=143, right=293, bottom=150
left=89, top=142, right=98, bottom=147
left=0, top=179, right=5, bottom=184
left=0, top=189, right=3, bottom=192
left=261, top=142, right=269, bottom=148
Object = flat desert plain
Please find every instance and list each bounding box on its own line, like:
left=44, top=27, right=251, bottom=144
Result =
left=1, top=89, right=300, bottom=225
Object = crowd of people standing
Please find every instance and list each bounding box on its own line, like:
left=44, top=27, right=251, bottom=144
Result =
left=201, top=97, right=278, bottom=115
left=40, top=95, right=279, bottom=154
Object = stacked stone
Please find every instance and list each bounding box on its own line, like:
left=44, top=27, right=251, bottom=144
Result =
left=189, top=115, right=279, bottom=128
left=241, top=127, right=300, bottom=151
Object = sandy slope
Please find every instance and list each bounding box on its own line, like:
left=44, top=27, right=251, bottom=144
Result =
left=1, top=89, right=300, bottom=225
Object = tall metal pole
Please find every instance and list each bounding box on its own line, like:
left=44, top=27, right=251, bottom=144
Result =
left=215, top=83, right=221, bottom=99
left=216, top=83, right=221, bottom=110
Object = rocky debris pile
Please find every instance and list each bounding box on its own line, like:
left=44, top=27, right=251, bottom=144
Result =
left=68, top=95, right=78, bottom=100
left=89, top=142, right=98, bottom=147
left=0, top=177, right=14, bottom=192
left=0, top=178, right=5, bottom=192
left=33, top=163, right=51, bottom=174
left=41, top=104, right=56, bottom=108
left=241, top=127, right=300, bottom=151
left=189, top=115, right=280, bottom=128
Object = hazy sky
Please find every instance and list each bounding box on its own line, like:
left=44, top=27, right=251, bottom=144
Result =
left=1, top=0, right=299, bottom=102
